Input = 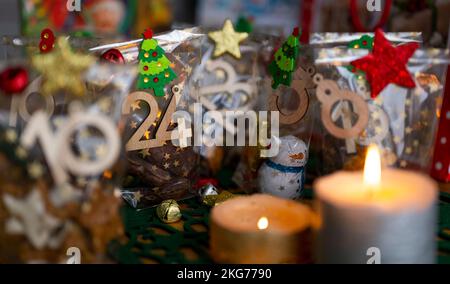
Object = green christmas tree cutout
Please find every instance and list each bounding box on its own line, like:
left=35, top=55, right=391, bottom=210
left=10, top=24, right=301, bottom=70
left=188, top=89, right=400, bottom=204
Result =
left=269, top=27, right=300, bottom=89
left=137, top=28, right=177, bottom=97
left=347, top=34, right=374, bottom=77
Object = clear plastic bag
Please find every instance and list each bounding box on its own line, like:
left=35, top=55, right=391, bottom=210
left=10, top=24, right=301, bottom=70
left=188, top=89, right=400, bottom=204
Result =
left=309, top=32, right=449, bottom=176
left=89, top=28, right=205, bottom=209
left=0, top=56, right=135, bottom=262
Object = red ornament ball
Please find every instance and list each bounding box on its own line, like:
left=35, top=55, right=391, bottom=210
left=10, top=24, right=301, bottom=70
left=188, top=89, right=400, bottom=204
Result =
left=153, top=77, right=159, bottom=83
left=143, top=66, right=149, bottom=71
left=152, top=51, right=158, bottom=57
left=101, top=49, right=125, bottom=64
left=0, top=67, right=29, bottom=95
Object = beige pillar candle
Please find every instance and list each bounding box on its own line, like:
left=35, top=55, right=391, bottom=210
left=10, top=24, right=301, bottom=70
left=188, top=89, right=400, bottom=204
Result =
left=314, top=145, right=438, bottom=264
left=210, top=194, right=313, bottom=264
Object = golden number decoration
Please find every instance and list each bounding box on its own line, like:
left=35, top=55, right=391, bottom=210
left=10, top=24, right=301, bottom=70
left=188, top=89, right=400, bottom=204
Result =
left=269, top=66, right=315, bottom=125
left=20, top=107, right=120, bottom=186
left=315, top=74, right=369, bottom=148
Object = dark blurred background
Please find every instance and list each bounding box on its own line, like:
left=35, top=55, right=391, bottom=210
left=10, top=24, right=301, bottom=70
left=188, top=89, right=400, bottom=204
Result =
left=0, top=0, right=449, bottom=46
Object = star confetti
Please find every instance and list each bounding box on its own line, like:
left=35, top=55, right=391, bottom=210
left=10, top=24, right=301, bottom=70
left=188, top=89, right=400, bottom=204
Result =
left=351, top=29, right=419, bottom=98
left=32, top=37, right=94, bottom=97
left=208, top=19, right=248, bottom=59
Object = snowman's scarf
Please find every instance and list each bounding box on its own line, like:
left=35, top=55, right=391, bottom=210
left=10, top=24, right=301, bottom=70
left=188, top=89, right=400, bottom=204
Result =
left=265, top=160, right=304, bottom=174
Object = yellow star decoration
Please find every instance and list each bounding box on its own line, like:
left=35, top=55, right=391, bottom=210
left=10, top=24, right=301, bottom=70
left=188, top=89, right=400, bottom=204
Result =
left=208, top=19, right=248, bottom=59
left=32, top=37, right=94, bottom=97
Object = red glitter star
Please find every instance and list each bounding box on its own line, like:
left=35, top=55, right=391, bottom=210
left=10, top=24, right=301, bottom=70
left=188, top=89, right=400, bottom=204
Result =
left=351, top=29, right=419, bottom=99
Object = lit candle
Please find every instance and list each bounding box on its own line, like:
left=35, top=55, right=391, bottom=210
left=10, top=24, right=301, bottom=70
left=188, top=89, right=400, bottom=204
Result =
left=210, top=194, right=313, bottom=264
left=314, top=145, right=438, bottom=264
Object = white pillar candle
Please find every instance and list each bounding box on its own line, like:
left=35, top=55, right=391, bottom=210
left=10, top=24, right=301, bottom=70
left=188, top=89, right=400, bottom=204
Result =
left=314, top=145, right=438, bottom=264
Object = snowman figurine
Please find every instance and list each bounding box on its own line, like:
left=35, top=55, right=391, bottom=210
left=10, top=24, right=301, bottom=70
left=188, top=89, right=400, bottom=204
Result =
left=258, top=135, right=308, bottom=199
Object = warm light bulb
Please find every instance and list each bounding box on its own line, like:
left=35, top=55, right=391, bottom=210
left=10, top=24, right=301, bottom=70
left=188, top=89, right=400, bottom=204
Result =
left=257, top=217, right=269, bottom=230
left=363, top=144, right=381, bottom=190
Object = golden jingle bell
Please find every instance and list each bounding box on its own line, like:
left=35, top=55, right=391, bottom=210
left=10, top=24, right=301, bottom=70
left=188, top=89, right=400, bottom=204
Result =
left=156, top=200, right=182, bottom=223
left=202, top=190, right=236, bottom=207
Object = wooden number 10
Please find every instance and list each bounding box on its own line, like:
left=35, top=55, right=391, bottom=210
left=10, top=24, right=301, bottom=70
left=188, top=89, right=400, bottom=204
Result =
left=21, top=109, right=120, bottom=186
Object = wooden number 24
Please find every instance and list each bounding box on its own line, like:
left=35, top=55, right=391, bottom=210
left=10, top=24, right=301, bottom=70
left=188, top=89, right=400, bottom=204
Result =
left=122, top=86, right=182, bottom=151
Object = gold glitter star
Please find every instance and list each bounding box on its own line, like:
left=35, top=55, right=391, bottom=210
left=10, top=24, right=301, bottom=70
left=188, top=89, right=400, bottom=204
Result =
left=375, top=126, right=383, bottom=135
left=98, top=98, right=112, bottom=113
left=32, top=37, right=94, bottom=96
left=28, top=162, right=44, bottom=178
left=133, top=191, right=143, bottom=202
left=413, top=140, right=419, bottom=147
left=173, top=160, right=180, bottom=167
left=15, top=147, right=27, bottom=159
left=393, top=136, right=401, bottom=144
left=405, top=147, right=412, bottom=154
left=139, top=149, right=150, bottom=158
left=405, top=99, right=412, bottom=106
left=163, top=153, right=171, bottom=160
left=130, top=121, right=138, bottom=129
left=371, top=111, right=380, bottom=119
left=77, top=177, right=88, bottom=187
left=208, top=19, right=248, bottom=59
left=5, top=129, right=17, bottom=143
left=182, top=169, right=189, bottom=177
left=96, top=144, right=107, bottom=157
left=178, top=100, right=187, bottom=109
left=183, top=65, right=192, bottom=75
left=131, top=100, right=141, bottom=111
left=143, top=130, right=150, bottom=140
left=163, top=162, right=170, bottom=169
left=151, top=165, right=158, bottom=171
left=400, top=160, right=408, bottom=167
left=405, top=127, right=413, bottom=134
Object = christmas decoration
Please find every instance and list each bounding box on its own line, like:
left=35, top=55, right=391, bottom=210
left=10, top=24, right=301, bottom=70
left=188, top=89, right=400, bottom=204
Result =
left=258, top=136, right=308, bottom=199
left=198, top=183, right=219, bottom=203
left=208, top=19, right=248, bottom=59
left=350, top=29, right=419, bottom=98
left=32, top=37, right=94, bottom=97
left=156, top=199, right=182, bottom=223
left=235, top=16, right=253, bottom=34
left=202, top=190, right=236, bottom=207
left=431, top=69, right=450, bottom=182
left=0, top=67, right=29, bottom=95
left=39, top=28, right=55, bottom=54
left=137, top=28, right=177, bottom=97
left=269, top=65, right=315, bottom=125
left=269, top=27, right=301, bottom=89
left=347, top=34, right=374, bottom=76
left=315, top=74, right=369, bottom=141
left=101, top=49, right=125, bottom=64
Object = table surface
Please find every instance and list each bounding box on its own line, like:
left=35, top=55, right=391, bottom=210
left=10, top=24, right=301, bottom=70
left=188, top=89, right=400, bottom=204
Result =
left=108, top=187, right=450, bottom=264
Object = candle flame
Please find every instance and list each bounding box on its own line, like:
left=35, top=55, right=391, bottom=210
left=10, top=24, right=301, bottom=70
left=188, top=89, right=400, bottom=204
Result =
left=363, top=144, right=381, bottom=190
left=257, top=217, right=269, bottom=230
